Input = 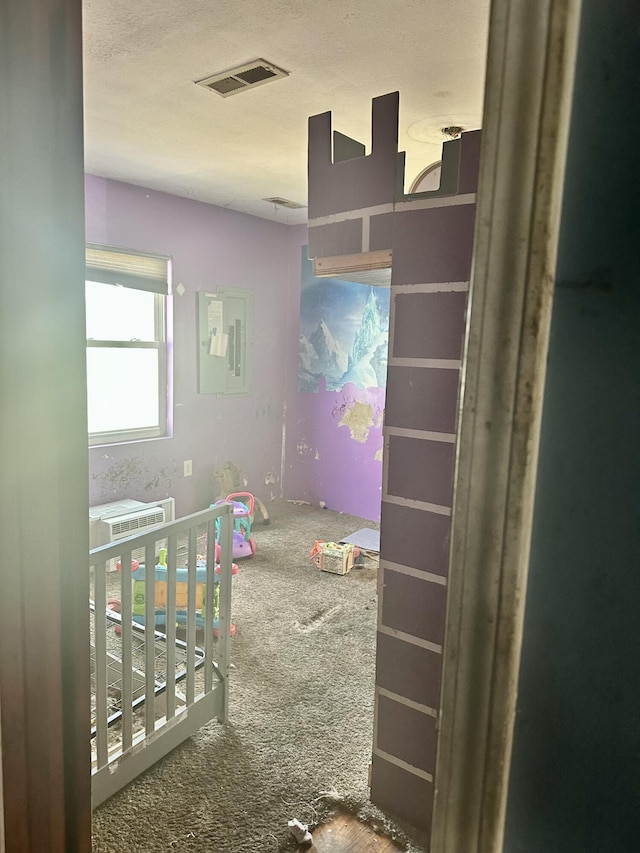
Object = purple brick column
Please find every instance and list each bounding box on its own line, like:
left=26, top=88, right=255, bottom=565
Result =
left=371, top=211, right=474, bottom=830
left=307, top=98, right=481, bottom=836
left=370, top=178, right=477, bottom=832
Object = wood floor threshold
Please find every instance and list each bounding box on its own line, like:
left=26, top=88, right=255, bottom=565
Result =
left=305, top=813, right=402, bottom=852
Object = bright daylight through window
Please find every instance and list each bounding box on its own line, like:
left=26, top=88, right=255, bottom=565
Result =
left=85, top=245, right=170, bottom=445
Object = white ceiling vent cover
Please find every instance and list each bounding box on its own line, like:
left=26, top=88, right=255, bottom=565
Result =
left=263, top=197, right=306, bottom=209
left=196, top=60, right=289, bottom=97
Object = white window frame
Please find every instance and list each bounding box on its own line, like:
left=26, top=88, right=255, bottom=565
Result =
left=85, top=244, right=170, bottom=446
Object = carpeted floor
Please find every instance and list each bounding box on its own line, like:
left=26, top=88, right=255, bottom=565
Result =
left=92, top=500, right=428, bottom=853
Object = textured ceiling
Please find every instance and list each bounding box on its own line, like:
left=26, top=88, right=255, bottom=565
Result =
left=83, top=0, right=490, bottom=225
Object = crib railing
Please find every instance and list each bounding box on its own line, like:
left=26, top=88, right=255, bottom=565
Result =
left=89, top=503, right=234, bottom=807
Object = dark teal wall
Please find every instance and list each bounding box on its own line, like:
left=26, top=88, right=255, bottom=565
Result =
left=505, top=2, right=640, bottom=851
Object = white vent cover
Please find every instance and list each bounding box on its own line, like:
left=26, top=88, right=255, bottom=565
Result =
left=196, top=60, right=289, bottom=98
left=89, top=498, right=176, bottom=571
left=100, top=507, right=166, bottom=572
left=263, top=197, right=306, bottom=209
left=105, top=507, right=165, bottom=538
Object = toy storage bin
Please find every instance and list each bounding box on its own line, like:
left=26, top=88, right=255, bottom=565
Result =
left=310, top=540, right=358, bottom=575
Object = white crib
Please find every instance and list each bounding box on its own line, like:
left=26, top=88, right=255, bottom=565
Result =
left=89, top=503, right=234, bottom=807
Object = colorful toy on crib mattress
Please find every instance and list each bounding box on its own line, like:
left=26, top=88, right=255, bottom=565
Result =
left=115, top=558, right=140, bottom=572
left=211, top=492, right=257, bottom=559
left=125, top=551, right=238, bottom=637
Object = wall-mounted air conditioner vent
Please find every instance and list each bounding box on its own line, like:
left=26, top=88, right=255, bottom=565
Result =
left=196, top=60, right=289, bottom=98
left=106, top=507, right=165, bottom=539
left=100, top=507, right=167, bottom=572
left=89, top=498, right=175, bottom=571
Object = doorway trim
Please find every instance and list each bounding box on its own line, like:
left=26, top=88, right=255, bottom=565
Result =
left=431, top=0, right=581, bottom=851
left=0, top=0, right=90, bottom=850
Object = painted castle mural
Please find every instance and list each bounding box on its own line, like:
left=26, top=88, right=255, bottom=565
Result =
left=298, top=249, right=390, bottom=393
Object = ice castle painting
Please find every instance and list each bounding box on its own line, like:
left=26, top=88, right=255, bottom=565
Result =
left=298, top=250, right=390, bottom=393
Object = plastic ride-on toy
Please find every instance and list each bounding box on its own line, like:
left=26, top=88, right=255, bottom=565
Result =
left=212, top=492, right=256, bottom=559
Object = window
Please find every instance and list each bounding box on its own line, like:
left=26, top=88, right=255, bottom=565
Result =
left=85, top=245, right=170, bottom=445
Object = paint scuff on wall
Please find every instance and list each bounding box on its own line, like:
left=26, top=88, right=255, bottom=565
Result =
left=91, top=456, right=178, bottom=500
left=296, top=440, right=317, bottom=456
left=338, top=400, right=375, bottom=443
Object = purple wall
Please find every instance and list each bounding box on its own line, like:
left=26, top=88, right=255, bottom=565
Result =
left=85, top=175, right=294, bottom=517
left=283, top=229, right=385, bottom=521
left=284, top=376, right=385, bottom=520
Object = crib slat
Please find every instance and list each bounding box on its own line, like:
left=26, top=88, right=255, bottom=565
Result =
left=144, top=541, right=156, bottom=736
left=94, top=558, right=108, bottom=768
left=204, top=518, right=216, bottom=694
left=166, top=533, right=178, bottom=720
left=121, top=547, right=133, bottom=752
left=217, top=506, right=233, bottom=723
left=186, top=526, right=197, bottom=705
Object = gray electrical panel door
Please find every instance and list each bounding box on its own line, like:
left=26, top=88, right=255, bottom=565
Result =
left=197, top=289, right=253, bottom=395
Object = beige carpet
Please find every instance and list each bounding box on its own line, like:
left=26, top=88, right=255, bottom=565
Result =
left=91, top=500, right=427, bottom=853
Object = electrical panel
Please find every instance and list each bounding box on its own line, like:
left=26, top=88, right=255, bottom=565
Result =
left=197, top=289, right=253, bottom=395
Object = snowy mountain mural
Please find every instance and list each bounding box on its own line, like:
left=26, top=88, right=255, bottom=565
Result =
left=298, top=251, right=390, bottom=392
left=298, top=320, right=348, bottom=391
left=340, top=288, right=389, bottom=389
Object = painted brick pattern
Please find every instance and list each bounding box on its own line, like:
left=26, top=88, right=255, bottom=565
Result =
left=384, top=366, right=460, bottom=433
left=391, top=291, right=468, bottom=360
left=381, top=570, right=447, bottom=645
left=380, top=502, right=451, bottom=577
left=307, top=93, right=480, bottom=836
left=376, top=632, right=443, bottom=709
left=376, top=694, right=438, bottom=772
left=383, top=206, right=476, bottom=285
left=386, top=435, right=456, bottom=507
left=385, top=364, right=460, bottom=433
left=307, top=218, right=363, bottom=258
left=369, top=754, right=435, bottom=832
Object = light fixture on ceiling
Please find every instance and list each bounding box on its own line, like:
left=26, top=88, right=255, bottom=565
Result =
left=407, top=115, right=481, bottom=144
left=196, top=60, right=289, bottom=98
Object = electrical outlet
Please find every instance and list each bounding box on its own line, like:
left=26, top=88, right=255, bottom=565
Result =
left=183, top=459, right=193, bottom=477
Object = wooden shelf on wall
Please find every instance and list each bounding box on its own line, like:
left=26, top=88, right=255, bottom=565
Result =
left=312, top=250, right=392, bottom=286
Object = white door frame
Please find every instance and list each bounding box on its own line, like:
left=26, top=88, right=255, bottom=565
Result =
left=431, top=1, right=582, bottom=851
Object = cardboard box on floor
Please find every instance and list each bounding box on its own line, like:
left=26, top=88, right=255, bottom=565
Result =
left=310, top=540, right=358, bottom=575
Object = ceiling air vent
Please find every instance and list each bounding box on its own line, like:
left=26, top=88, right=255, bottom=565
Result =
left=263, top=197, right=306, bottom=210
left=196, top=60, right=289, bottom=98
